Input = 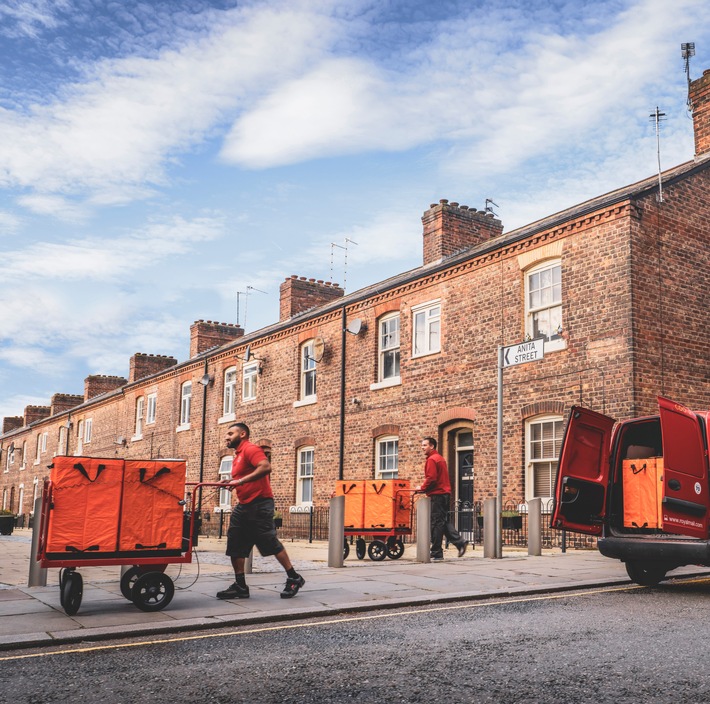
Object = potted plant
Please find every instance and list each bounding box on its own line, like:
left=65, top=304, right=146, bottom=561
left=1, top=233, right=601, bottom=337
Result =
left=0, top=509, right=16, bottom=536
left=273, top=511, right=283, bottom=529
left=476, top=510, right=523, bottom=530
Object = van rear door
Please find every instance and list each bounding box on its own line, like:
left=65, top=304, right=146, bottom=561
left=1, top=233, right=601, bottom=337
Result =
left=658, top=396, right=709, bottom=539
left=551, top=407, right=615, bottom=536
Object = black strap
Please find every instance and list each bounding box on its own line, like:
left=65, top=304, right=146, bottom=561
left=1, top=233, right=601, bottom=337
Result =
left=138, top=466, right=171, bottom=483
left=73, top=463, right=106, bottom=482
left=135, top=542, right=167, bottom=550
left=631, top=463, right=647, bottom=475
left=65, top=544, right=100, bottom=552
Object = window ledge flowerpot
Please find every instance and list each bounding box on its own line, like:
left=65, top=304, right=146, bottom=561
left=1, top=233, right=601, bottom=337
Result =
left=0, top=514, right=16, bottom=535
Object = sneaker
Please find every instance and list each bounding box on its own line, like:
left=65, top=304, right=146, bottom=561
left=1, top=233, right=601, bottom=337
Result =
left=217, top=582, right=250, bottom=599
left=431, top=555, right=444, bottom=562
left=457, top=541, right=468, bottom=558
left=280, top=574, right=305, bottom=598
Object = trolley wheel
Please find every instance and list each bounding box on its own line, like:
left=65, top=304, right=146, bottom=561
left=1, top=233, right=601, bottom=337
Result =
left=386, top=537, right=405, bottom=560
left=356, top=538, right=366, bottom=560
left=368, top=539, right=387, bottom=562
left=132, top=572, right=175, bottom=612
left=343, top=539, right=350, bottom=560
left=59, top=568, right=70, bottom=608
left=62, top=571, right=83, bottom=616
left=120, top=565, right=167, bottom=600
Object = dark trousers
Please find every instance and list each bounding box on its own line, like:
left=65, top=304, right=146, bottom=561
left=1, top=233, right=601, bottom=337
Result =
left=430, top=493, right=463, bottom=557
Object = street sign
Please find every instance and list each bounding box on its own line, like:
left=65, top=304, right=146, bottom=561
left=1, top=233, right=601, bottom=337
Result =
left=501, top=338, right=545, bottom=368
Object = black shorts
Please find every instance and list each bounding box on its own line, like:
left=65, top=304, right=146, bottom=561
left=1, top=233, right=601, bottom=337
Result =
left=226, top=497, right=284, bottom=558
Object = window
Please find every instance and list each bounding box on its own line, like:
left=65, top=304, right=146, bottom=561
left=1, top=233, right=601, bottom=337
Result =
left=300, top=341, right=317, bottom=401
left=218, top=456, right=233, bottom=511
left=297, top=447, right=314, bottom=506
left=376, top=436, right=399, bottom=479
left=35, top=434, right=42, bottom=463
left=378, top=314, right=400, bottom=384
left=146, top=393, right=157, bottom=424
left=412, top=300, right=441, bottom=357
left=58, top=427, right=67, bottom=456
left=83, top=420, right=92, bottom=444
left=76, top=420, right=84, bottom=455
left=526, top=260, right=564, bottom=351
left=525, top=416, right=564, bottom=501
left=134, top=397, right=145, bottom=438
left=179, top=382, right=192, bottom=427
left=20, top=441, right=27, bottom=469
left=243, top=362, right=258, bottom=402
left=223, top=367, right=237, bottom=417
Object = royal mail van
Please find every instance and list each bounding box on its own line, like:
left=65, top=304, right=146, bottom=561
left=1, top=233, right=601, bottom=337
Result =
left=552, top=396, right=710, bottom=586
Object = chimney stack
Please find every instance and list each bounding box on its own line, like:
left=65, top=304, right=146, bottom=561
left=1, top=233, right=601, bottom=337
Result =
left=129, top=354, right=178, bottom=383
left=189, top=320, right=244, bottom=358
left=50, top=393, right=84, bottom=416
left=422, top=200, right=503, bottom=265
left=279, top=276, right=345, bottom=321
left=24, top=406, right=51, bottom=426
left=690, top=68, right=710, bottom=157
left=84, top=375, right=127, bottom=401
left=2, top=416, right=24, bottom=434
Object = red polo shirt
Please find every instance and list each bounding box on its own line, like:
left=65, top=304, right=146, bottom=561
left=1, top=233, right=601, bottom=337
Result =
left=420, top=451, right=452, bottom=496
left=231, top=440, right=273, bottom=504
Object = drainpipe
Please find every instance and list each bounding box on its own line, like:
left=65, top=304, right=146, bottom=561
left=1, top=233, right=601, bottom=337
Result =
left=338, top=306, right=346, bottom=481
left=198, top=358, right=209, bottom=514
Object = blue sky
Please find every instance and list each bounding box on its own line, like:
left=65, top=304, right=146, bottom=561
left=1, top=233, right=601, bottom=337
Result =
left=1, top=0, right=709, bottom=421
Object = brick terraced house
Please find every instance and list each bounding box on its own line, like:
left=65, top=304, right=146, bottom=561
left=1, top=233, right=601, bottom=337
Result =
left=3, top=68, right=710, bottom=532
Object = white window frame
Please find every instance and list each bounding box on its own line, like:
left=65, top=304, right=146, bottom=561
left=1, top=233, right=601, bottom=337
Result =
left=294, top=341, right=317, bottom=406
left=221, top=366, right=237, bottom=421
left=17, top=484, right=24, bottom=516
left=134, top=397, right=145, bottom=440
left=242, top=362, right=258, bottom=402
left=146, top=393, right=157, bottom=425
left=35, top=434, right=42, bottom=464
left=412, top=300, right=441, bottom=358
left=217, top=456, right=233, bottom=511
left=525, top=259, right=565, bottom=352
left=83, top=420, right=92, bottom=444
left=376, top=436, right=399, bottom=480
left=178, top=381, right=192, bottom=430
left=20, top=441, right=27, bottom=470
left=75, top=420, right=84, bottom=456
left=371, top=313, right=401, bottom=390
left=525, top=415, right=565, bottom=502
left=297, top=446, right=315, bottom=506
left=57, top=427, right=67, bottom=457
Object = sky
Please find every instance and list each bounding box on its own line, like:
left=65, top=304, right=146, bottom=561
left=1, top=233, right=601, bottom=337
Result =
left=1, top=0, right=709, bottom=422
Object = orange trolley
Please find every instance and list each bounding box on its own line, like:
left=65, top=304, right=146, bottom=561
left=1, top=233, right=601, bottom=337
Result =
left=334, top=479, right=416, bottom=560
left=36, top=456, right=216, bottom=615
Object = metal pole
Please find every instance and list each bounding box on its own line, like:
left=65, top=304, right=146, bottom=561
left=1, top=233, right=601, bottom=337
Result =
left=198, top=359, right=208, bottom=514
left=328, top=495, right=345, bottom=567
left=496, top=345, right=503, bottom=559
left=28, top=497, right=47, bottom=587
left=416, top=495, right=431, bottom=563
left=309, top=505, right=314, bottom=543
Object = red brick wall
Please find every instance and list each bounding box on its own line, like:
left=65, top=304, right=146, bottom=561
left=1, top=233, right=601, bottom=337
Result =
left=690, top=69, right=710, bottom=157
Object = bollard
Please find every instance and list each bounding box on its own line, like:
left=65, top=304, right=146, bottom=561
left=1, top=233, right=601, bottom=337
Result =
left=528, top=497, right=542, bottom=556
left=28, top=497, right=47, bottom=587
left=483, top=497, right=497, bottom=558
left=416, top=495, right=431, bottom=563
left=328, top=495, right=345, bottom=568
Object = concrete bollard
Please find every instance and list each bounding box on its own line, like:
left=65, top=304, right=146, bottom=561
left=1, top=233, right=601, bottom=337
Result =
left=416, top=495, right=431, bottom=563
left=483, top=497, right=497, bottom=559
left=328, top=495, right=345, bottom=568
left=28, top=497, right=47, bottom=587
left=528, top=497, right=542, bottom=556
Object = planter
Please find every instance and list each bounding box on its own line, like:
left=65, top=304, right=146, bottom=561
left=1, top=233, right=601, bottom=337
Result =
left=0, top=515, right=15, bottom=536
left=476, top=515, right=523, bottom=530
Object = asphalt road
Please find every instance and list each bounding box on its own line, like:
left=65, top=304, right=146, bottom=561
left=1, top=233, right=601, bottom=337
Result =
left=4, top=577, right=710, bottom=703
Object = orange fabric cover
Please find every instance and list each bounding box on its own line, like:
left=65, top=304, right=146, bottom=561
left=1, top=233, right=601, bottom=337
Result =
left=363, top=480, right=411, bottom=530
left=623, top=458, right=662, bottom=529
left=47, top=456, right=124, bottom=553
left=334, top=481, right=365, bottom=529
left=119, top=460, right=186, bottom=551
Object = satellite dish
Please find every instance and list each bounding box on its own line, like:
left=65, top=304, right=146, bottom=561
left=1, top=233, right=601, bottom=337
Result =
left=312, top=337, right=325, bottom=362
left=345, top=318, right=363, bottom=336
left=244, top=345, right=251, bottom=362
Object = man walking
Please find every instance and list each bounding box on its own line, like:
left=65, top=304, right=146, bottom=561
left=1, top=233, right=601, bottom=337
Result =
left=217, top=422, right=305, bottom=599
left=416, top=436, right=468, bottom=561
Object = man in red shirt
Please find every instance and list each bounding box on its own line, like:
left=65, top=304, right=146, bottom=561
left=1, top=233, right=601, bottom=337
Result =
left=417, top=436, right=468, bottom=560
left=216, top=422, right=305, bottom=599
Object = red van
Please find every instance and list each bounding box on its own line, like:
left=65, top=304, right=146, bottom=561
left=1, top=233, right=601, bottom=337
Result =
left=552, top=396, right=710, bottom=586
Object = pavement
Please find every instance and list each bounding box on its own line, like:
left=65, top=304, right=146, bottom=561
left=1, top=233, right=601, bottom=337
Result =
left=2, top=528, right=708, bottom=653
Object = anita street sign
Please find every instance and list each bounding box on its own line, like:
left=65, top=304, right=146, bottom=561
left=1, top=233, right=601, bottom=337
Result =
left=501, top=338, right=545, bottom=368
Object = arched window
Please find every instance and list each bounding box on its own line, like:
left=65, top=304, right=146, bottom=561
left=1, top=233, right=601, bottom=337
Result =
left=525, top=415, right=564, bottom=502
left=179, top=381, right=192, bottom=427
left=223, top=366, right=237, bottom=418
left=300, top=341, right=317, bottom=401
left=218, top=455, right=233, bottom=511
left=134, top=397, right=145, bottom=439
left=525, top=259, right=564, bottom=351
left=297, top=446, right=314, bottom=506
left=375, top=436, right=399, bottom=479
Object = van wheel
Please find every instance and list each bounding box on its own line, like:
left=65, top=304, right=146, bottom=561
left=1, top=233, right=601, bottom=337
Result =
left=625, top=560, right=667, bottom=586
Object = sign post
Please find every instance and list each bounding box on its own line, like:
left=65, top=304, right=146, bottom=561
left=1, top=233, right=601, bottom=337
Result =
left=496, top=338, right=545, bottom=558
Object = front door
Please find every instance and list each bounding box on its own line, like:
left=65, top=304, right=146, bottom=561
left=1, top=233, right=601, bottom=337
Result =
left=551, top=406, right=615, bottom=536
left=456, top=430, right=474, bottom=532
left=658, top=396, right=710, bottom=539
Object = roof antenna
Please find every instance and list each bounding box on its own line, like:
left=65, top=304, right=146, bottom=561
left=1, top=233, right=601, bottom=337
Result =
left=330, top=238, right=358, bottom=291
left=650, top=106, right=666, bottom=203
left=682, top=42, right=695, bottom=113
left=243, top=285, right=267, bottom=331
left=485, top=199, right=499, bottom=217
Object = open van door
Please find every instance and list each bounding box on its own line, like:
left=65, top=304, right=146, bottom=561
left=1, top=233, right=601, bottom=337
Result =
left=551, top=407, right=615, bottom=536
left=658, top=397, right=709, bottom=540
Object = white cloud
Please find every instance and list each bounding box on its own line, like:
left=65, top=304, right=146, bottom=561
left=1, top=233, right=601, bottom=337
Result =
left=0, top=210, right=22, bottom=235
left=17, top=194, right=89, bottom=222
